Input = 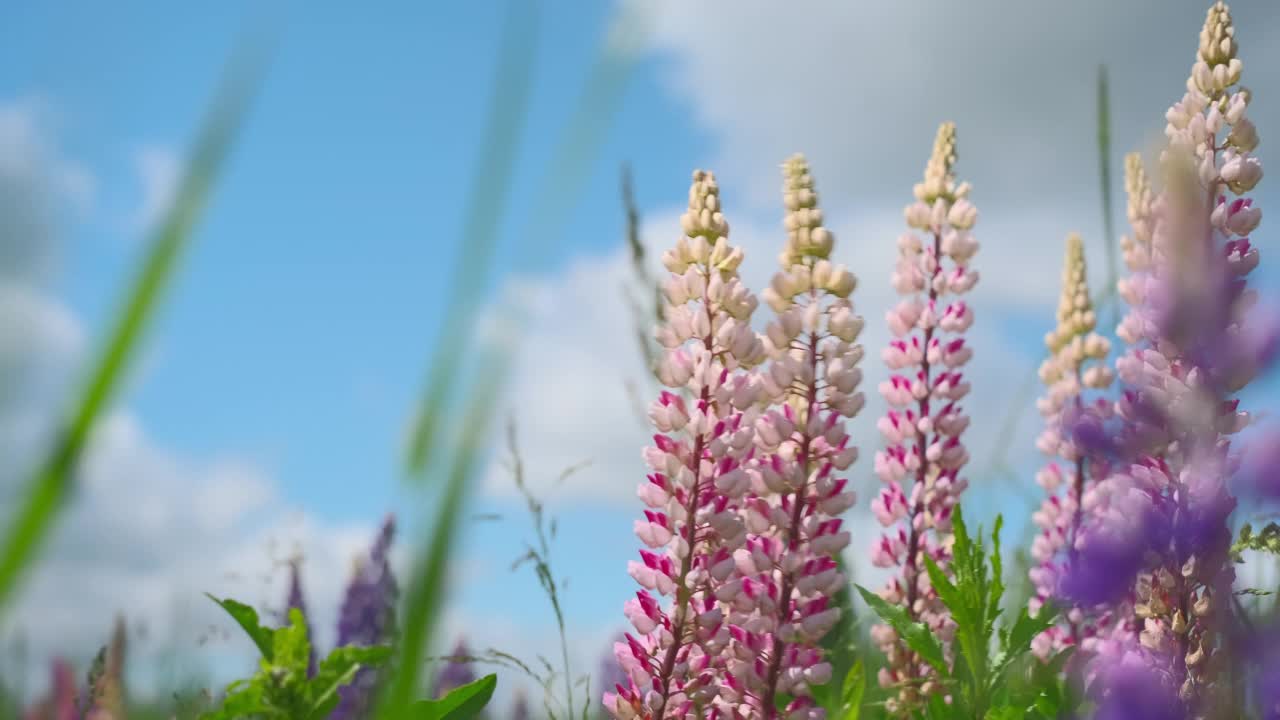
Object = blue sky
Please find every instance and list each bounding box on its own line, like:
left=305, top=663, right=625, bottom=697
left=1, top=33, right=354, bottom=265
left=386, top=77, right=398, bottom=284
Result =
left=3, top=0, right=1280, bottom=708
left=2, top=0, right=694, bottom=518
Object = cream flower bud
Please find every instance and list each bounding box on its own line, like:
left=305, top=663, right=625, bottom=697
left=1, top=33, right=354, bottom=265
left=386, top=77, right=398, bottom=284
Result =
left=827, top=267, right=856, bottom=298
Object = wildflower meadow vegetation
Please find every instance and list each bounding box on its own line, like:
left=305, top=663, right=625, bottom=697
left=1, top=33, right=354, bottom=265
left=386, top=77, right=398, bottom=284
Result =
left=3, top=2, right=1280, bottom=719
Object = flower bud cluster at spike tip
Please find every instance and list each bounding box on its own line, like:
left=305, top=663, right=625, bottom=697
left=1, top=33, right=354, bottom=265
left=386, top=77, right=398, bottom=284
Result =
left=1068, top=3, right=1274, bottom=715
left=1026, top=235, right=1129, bottom=663
left=873, top=122, right=978, bottom=715
left=720, top=155, right=859, bottom=720
left=607, top=169, right=766, bottom=720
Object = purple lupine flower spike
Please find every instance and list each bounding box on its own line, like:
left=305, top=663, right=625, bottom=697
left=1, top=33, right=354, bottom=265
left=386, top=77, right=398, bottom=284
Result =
left=1068, top=3, right=1272, bottom=713
left=434, top=639, right=478, bottom=697
left=331, top=513, right=398, bottom=720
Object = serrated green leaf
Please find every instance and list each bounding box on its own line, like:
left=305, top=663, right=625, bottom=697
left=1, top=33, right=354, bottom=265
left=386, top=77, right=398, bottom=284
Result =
left=207, top=594, right=275, bottom=661
left=990, top=515, right=1006, bottom=617
left=198, top=681, right=267, bottom=720
left=305, top=645, right=391, bottom=720
left=409, top=673, right=497, bottom=720
left=992, top=605, right=1057, bottom=682
left=274, top=608, right=313, bottom=672
left=837, top=660, right=865, bottom=720
left=1006, top=605, right=1057, bottom=658
left=855, top=585, right=946, bottom=673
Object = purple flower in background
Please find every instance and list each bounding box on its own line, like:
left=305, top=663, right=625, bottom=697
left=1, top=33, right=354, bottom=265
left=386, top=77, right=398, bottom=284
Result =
left=434, top=638, right=477, bottom=698
left=596, top=632, right=629, bottom=706
left=331, top=513, right=398, bottom=720
left=1062, top=3, right=1273, bottom=711
left=511, top=688, right=530, bottom=720
left=1090, top=656, right=1186, bottom=720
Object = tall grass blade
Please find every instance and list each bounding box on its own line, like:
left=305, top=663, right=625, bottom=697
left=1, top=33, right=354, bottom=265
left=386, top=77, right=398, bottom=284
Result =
left=377, top=356, right=504, bottom=719
left=388, top=3, right=644, bottom=711
left=404, top=0, right=539, bottom=477
left=1096, top=65, right=1118, bottom=326
left=0, top=40, right=270, bottom=612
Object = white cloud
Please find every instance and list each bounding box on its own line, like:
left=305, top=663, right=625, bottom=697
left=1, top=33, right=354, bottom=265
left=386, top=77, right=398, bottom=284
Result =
left=635, top=0, right=1279, bottom=212
left=0, top=98, right=93, bottom=286
left=484, top=198, right=1059, bottom=505
left=2, top=408, right=391, bottom=699
left=130, top=144, right=180, bottom=232
left=0, top=99, right=386, bottom=706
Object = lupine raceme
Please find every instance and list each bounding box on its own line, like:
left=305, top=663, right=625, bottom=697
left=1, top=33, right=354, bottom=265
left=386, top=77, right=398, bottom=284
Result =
left=1066, top=2, right=1270, bottom=716
left=1026, top=234, right=1127, bottom=663
left=719, top=156, right=859, bottom=719
left=607, top=169, right=766, bottom=720
left=869, top=122, right=978, bottom=715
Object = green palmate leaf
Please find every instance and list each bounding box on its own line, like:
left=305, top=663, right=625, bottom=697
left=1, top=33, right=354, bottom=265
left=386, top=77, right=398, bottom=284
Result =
left=855, top=585, right=946, bottom=673
left=201, top=680, right=268, bottom=720
left=207, top=594, right=275, bottom=661
left=274, top=608, right=314, bottom=671
left=200, top=597, right=389, bottom=720
left=992, top=605, right=1058, bottom=683
left=989, top=515, right=1006, bottom=617
left=1028, top=647, right=1077, bottom=714
left=836, top=660, right=865, bottom=720
left=408, top=674, right=497, bottom=720
left=1004, top=604, right=1057, bottom=660
left=307, top=645, right=393, bottom=720
left=0, top=37, right=269, bottom=613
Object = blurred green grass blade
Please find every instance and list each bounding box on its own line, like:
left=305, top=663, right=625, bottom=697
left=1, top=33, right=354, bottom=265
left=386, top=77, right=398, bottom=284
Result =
left=377, top=358, right=504, bottom=718
left=405, top=0, right=538, bottom=478
left=0, top=43, right=269, bottom=612
left=388, top=3, right=644, bottom=711
left=1097, top=64, right=1118, bottom=326
left=522, top=9, right=647, bottom=257
left=406, top=0, right=645, bottom=477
